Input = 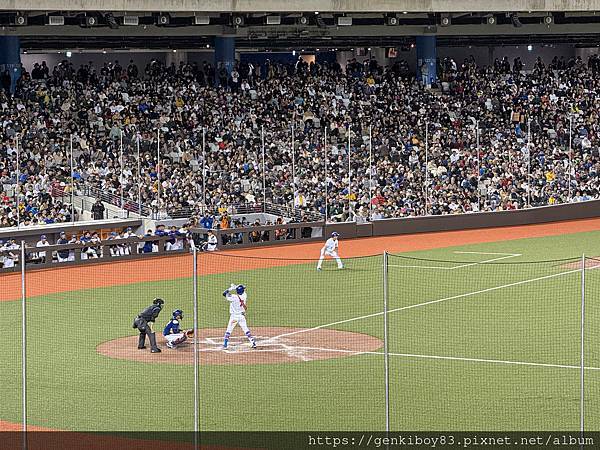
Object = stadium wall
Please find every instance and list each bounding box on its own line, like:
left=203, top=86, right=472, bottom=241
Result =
left=371, top=199, right=600, bottom=236
left=193, top=200, right=600, bottom=249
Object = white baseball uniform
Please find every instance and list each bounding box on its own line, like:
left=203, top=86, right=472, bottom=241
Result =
left=223, top=286, right=256, bottom=348
left=317, top=237, right=344, bottom=269
left=35, top=239, right=50, bottom=261
left=2, top=243, right=19, bottom=268
left=205, top=234, right=217, bottom=251
left=224, top=291, right=251, bottom=334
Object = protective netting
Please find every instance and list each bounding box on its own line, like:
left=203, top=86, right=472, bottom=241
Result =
left=3, top=247, right=598, bottom=441
left=23, top=249, right=195, bottom=432
left=387, top=253, right=590, bottom=430
left=583, top=257, right=600, bottom=430
left=2, top=258, right=23, bottom=431
left=197, top=252, right=384, bottom=432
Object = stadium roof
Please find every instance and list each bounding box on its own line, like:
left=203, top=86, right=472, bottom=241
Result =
left=5, top=0, right=600, bottom=13
left=4, top=1, right=600, bottom=50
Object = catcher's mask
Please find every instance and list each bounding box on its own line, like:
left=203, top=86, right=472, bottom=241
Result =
left=172, top=309, right=183, bottom=319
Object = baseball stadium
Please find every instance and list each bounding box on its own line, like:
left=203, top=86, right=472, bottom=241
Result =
left=1, top=1, right=600, bottom=449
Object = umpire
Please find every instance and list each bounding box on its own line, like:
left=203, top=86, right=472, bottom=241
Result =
left=133, top=298, right=164, bottom=353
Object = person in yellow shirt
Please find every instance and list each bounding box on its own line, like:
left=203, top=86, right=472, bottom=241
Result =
left=220, top=213, right=230, bottom=230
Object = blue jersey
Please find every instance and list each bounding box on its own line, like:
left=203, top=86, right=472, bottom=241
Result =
left=163, top=319, right=181, bottom=336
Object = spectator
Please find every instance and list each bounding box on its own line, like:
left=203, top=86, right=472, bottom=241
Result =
left=2, top=53, right=600, bottom=229
left=91, top=199, right=105, bottom=220
left=200, top=213, right=214, bottom=230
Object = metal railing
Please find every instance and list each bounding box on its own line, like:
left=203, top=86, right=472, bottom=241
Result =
left=190, top=220, right=324, bottom=249
left=0, top=235, right=190, bottom=273
left=77, top=182, right=325, bottom=222
left=167, top=202, right=324, bottom=221
left=80, top=185, right=154, bottom=217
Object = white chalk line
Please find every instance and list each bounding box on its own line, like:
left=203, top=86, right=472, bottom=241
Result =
left=265, top=264, right=587, bottom=345
left=194, top=340, right=600, bottom=372
left=195, top=335, right=313, bottom=360
left=289, top=345, right=600, bottom=371
left=453, top=251, right=522, bottom=255
left=387, top=251, right=522, bottom=270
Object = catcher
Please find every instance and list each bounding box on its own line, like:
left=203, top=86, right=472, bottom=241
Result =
left=163, top=309, right=194, bottom=349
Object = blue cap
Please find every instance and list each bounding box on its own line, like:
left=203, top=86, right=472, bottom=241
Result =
left=331, top=232, right=340, bottom=237
left=40, top=235, right=46, bottom=239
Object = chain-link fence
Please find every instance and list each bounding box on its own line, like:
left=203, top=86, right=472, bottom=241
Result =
left=1, top=245, right=597, bottom=448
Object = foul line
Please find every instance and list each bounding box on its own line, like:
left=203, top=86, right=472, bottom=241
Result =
left=266, top=265, right=583, bottom=343
left=286, top=345, right=600, bottom=371
left=387, top=251, right=522, bottom=270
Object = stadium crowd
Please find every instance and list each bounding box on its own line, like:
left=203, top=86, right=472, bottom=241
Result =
left=1, top=51, right=600, bottom=228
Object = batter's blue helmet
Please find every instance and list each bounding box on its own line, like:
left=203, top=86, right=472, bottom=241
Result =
left=331, top=232, right=340, bottom=237
left=172, top=309, right=183, bottom=319
left=236, top=285, right=246, bottom=295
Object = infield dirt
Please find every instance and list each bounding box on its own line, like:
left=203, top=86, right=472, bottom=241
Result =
left=97, top=327, right=383, bottom=365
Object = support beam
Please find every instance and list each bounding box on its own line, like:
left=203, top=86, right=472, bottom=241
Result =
left=214, top=35, right=235, bottom=86
left=0, top=36, right=21, bottom=94
left=416, top=35, right=436, bottom=87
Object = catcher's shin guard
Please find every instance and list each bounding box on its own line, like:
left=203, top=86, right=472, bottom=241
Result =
left=138, top=332, right=146, bottom=349
left=172, top=334, right=188, bottom=346
left=148, top=332, right=160, bottom=352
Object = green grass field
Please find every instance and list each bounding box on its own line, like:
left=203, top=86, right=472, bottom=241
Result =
left=2, top=230, right=600, bottom=432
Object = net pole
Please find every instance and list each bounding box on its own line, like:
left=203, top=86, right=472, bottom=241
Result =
left=120, top=130, right=124, bottom=218
left=527, top=119, right=531, bottom=208
left=580, top=253, right=585, bottom=442
left=425, top=122, right=429, bottom=216
left=348, top=126, right=351, bottom=217
left=369, top=125, right=373, bottom=221
left=137, top=135, right=141, bottom=215
left=202, top=127, right=206, bottom=209
left=70, top=134, right=74, bottom=224
left=192, top=243, right=199, bottom=450
left=21, top=241, right=27, bottom=449
left=261, top=125, right=266, bottom=212
left=291, top=115, right=296, bottom=213
left=476, top=121, right=481, bottom=212
left=383, top=251, right=390, bottom=433
left=16, top=134, right=20, bottom=228
left=569, top=116, right=573, bottom=202
left=324, top=127, right=328, bottom=223
left=157, top=128, right=161, bottom=218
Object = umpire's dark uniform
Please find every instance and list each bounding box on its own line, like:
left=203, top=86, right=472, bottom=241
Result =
left=133, top=298, right=164, bottom=353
